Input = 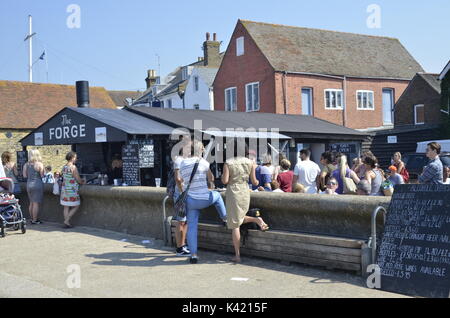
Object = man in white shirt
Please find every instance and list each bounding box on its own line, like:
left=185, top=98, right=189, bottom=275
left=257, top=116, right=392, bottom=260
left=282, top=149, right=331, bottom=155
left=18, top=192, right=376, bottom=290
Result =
left=292, top=149, right=321, bottom=194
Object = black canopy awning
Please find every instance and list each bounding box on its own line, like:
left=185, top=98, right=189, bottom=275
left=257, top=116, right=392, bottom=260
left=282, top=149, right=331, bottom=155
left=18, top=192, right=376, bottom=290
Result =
left=20, top=107, right=175, bottom=146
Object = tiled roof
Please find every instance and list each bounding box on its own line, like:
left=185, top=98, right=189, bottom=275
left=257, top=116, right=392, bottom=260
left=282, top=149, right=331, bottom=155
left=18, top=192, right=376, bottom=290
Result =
left=127, top=106, right=368, bottom=139
left=108, top=90, right=144, bottom=107
left=195, top=67, right=219, bottom=87
left=0, top=80, right=117, bottom=129
left=240, top=20, right=424, bottom=79
left=417, top=73, right=441, bottom=94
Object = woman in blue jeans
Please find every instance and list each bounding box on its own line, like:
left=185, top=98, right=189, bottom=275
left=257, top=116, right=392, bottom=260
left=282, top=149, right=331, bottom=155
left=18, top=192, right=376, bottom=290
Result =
left=179, top=140, right=227, bottom=264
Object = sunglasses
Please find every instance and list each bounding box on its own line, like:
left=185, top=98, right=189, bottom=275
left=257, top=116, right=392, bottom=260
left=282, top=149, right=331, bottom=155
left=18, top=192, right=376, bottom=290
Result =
left=327, top=182, right=337, bottom=186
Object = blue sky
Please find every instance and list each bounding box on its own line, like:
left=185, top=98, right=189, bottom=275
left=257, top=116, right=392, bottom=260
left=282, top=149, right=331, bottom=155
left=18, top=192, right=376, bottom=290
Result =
left=0, top=0, right=448, bottom=91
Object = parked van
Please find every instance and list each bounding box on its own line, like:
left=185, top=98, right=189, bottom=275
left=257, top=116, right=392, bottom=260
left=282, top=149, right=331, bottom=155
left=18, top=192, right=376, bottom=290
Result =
left=403, top=140, right=450, bottom=180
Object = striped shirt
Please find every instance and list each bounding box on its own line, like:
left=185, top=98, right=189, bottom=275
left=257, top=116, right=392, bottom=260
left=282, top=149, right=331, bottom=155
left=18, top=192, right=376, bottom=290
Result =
left=179, top=157, right=210, bottom=200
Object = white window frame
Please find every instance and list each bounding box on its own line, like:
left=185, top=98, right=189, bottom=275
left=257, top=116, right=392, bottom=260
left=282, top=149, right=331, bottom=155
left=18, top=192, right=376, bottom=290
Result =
left=356, top=90, right=375, bottom=110
left=236, top=37, right=244, bottom=56
left=414, top=104, right=425, bottom=125
left=194, top=76, right=199, bottom=92
left=245, top=82, right=260, bottom=112
left=324, top=89, right=344, bottom=109
left=225, top=87, right=237, bottom=112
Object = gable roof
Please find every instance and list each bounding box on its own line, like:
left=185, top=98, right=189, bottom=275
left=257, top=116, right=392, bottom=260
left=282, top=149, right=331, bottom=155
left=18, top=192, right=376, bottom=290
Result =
left=193, top=67, right=219, bottom=87
left=417, top=73, right=441, bottom=93
left=0, top=81, right=117, bottom=129
left=439, top=60, right=450, bottom=80
left=239, top=20, right=424, bottom=79
left=126, top=106, right=368, bottom=139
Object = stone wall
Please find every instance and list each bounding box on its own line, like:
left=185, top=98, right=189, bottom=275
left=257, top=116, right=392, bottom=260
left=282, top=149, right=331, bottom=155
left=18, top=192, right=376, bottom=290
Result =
left=0, top=129, right=70, bottom=173
left=17, top=185, right=391, bottom=241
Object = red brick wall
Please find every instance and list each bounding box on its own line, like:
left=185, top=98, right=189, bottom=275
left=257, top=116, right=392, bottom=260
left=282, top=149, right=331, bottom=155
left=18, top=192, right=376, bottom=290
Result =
left=394, top=76, right=442, bottom=126
left=213, top=22, right=275, bottom=112
left=274, top=73, right=410, bottom=129
left=214, top=22, right=411, bottom=130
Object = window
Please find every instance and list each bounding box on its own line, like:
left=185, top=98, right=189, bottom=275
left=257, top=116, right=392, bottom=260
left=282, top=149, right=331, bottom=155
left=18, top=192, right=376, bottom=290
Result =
left=324, top=89, right=343, bottom=109
left=181, top=67, right=189, bottom=81
left=246, top=82, right=260, bottom=112
left=357, top=90, right=374, bottom=110
left=160, top=100, right=164, bottom=108
left=194, top=104, right=200, bottom=110
left=225, top=87, right=237, bottom=111
left=194, top=76, right=199, bottom=92
left=236, top=37, right=244, bottom=56
left=167, top=99, right=172, bottom=109
left=414, top=104, right=424, bottom=125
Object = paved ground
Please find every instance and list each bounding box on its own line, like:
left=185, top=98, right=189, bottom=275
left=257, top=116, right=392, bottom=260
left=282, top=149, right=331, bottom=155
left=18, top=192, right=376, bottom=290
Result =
left=0, top=222, right=408, bottom=298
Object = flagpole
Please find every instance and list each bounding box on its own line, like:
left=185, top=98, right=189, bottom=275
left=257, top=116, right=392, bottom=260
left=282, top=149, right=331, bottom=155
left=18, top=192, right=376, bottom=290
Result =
left=45, top=48, right=48, bottom=83
left=28, top=15, right=32, bottom=82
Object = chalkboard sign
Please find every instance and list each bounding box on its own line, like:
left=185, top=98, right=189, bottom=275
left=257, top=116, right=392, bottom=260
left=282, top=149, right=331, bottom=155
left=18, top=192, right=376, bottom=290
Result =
left=139, top=144, right=154, bottom=168
left=129, top=139, right=155, bottom=168
left=122, top=144, right=140, bottom=186
left=377, top=184, right=450, bottom=298
left=330, top=143, right=357, bottom=154
left=16, top=151, right=28, bottom=182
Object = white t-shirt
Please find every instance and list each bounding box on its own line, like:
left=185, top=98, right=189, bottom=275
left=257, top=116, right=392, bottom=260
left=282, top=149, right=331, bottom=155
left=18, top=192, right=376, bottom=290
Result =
left=294, top=160, right=321, bottom=194
left=179, top=157, right=210, bottom=200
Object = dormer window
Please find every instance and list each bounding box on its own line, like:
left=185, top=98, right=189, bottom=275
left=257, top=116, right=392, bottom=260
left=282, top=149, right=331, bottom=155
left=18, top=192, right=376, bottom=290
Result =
left=182, top=67, right=188, bottom=81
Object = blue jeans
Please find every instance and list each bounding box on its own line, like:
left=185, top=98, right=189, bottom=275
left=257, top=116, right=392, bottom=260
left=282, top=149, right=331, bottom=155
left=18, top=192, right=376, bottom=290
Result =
left=186, top=191, right=227, bottom=256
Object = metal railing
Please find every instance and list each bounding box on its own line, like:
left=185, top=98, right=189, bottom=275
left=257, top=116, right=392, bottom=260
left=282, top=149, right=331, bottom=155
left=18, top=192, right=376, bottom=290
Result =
left=369, top=206, right=387, bottom=264
left=162, top=195, right=169, bottom=245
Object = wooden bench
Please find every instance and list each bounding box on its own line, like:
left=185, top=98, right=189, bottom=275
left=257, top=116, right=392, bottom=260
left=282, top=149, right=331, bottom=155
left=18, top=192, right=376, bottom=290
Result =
left=169, top=219, right=365, bottom=273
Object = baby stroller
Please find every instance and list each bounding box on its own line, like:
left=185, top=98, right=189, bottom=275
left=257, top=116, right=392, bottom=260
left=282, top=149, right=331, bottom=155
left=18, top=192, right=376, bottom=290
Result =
left=0, top=178, right=26, bottom=237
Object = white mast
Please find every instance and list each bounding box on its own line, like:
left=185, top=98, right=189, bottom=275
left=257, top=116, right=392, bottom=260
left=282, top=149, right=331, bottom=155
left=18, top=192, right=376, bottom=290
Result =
left=24, top=15, right=36, bottom=82
left=28, top=15, right=32, bottom=82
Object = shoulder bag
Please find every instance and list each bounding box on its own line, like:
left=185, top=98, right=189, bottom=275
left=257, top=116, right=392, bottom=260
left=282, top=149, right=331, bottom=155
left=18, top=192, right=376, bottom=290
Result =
left=173, top=159, right=200, bottom=219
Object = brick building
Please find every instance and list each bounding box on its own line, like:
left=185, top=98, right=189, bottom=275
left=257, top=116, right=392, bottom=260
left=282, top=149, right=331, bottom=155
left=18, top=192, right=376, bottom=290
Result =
left=394, top=73, right=441, bottom=126
left=214, top=20, right=424, bottom=130
left=0, top=81, right=117, bottom=173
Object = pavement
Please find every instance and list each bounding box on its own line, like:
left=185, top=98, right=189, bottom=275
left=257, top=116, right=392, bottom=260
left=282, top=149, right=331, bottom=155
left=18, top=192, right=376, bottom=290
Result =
left=0, top=222, right=409, bottom=298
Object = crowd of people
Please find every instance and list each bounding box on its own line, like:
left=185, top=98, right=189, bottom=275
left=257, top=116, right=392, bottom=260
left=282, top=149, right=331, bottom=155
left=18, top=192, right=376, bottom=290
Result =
left=2, top=140, right=449, bottom=265
left=169, top=140, right=449, bottom=264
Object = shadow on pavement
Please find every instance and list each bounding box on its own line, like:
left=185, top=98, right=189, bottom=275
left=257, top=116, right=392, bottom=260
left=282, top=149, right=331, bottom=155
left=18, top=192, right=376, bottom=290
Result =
left=25, top=222, right=366, bottom=289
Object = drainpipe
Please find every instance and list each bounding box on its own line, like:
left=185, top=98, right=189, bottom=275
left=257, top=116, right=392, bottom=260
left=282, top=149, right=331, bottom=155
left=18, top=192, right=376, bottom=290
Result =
left=282, top=71, right=288, bottom=114
left=343, top=76, right=347, bottom=127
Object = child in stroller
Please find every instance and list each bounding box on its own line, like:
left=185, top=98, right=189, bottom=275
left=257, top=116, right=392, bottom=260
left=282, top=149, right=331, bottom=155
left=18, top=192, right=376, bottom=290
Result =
left=0, top=177, right=26, bottom=237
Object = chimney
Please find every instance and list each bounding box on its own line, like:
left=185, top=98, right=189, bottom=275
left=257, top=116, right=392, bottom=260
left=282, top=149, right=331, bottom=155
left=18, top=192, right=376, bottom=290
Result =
left=203, top=32, right=221, bottom=68
left=76, top=81, right=89, bottom=108
left=145, top=69, right=158, bottom=89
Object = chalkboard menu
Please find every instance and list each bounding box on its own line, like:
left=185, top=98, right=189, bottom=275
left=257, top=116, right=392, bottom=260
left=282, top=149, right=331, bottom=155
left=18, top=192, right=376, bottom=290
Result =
left=129, top=139, right=156, bottom=168
left=122, top=144, right=140, bottom=186
left=377, top=184, right=450, bottom=298
left=16, top=151, right=28, bottom=182
left=330, top=143, right=357, bottom=154
left=139, top=144, right=154, bottom=168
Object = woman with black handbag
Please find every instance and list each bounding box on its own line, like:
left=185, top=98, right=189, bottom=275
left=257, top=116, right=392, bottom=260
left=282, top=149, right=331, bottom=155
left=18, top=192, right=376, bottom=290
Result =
left=178, top=140, right=227, bottom=264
